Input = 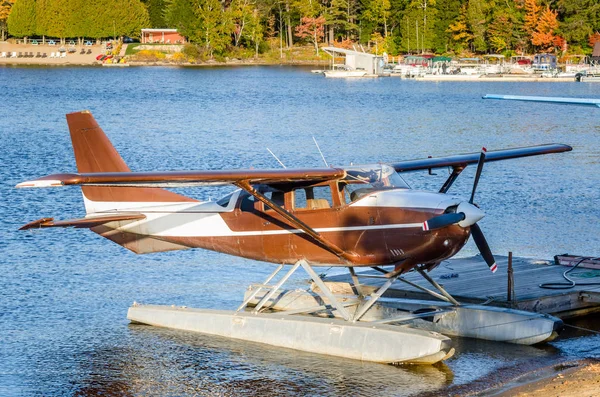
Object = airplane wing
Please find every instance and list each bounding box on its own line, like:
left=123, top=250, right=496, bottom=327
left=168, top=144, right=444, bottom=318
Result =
left=19, top=213, right=146, bottom=230
left=16, top=168, right=346, bottom=189
left=483, top=94, right=600, bottom=107
left=391, top=143, right=572, bottom=173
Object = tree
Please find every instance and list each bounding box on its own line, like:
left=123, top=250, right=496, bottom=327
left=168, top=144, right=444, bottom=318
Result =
left=196, top=0, right=232, bottom=56
left=230, top=0, right=254, bottom=47
left=0, top=0, right=14, bottom=41
left=522, top=0, right=540, bottom=50
left=447, top=3, right=472, bottom=53
left=363, top=0, right=391, bottom=37
left=166, top=0, right=201, bottom=39
left=295, top=15, right=325, bottom=54
left=143, top=0, right=168, bottom=28
left=466, top=0, right=489, bottom=53
left=531, top=6, right=559, bottom=51
left=431, top=0, right=459, bottom=53
left=244, top=8, right=264, bottom=56
left=7, top=0, right=35, bottom=38
left=487, top=9, right=518, bottom=52
left=557, top=0, right=600, bottom=49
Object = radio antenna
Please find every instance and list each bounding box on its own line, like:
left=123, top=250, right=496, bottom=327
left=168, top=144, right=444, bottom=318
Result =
left=312, top=136, right=329, bottom=167
left=266, top=147, right=287, bottom=168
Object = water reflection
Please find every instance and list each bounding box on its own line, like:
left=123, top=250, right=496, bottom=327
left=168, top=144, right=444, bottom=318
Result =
left=110, top=325, right=453, bottom=396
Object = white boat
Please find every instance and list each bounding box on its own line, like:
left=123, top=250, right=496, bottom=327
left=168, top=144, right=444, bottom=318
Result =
left=323, top=65, right=367, bottom=78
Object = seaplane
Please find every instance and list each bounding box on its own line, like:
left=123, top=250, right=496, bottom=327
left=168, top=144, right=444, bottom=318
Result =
left=16, top=111, right=572, bottom=365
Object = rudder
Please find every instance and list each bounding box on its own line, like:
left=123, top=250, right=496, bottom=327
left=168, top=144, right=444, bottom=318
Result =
left=66, top=111, right=196, bottom=212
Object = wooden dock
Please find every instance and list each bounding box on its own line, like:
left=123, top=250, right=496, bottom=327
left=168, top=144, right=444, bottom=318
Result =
left=325, top=255, right=600, bottom=319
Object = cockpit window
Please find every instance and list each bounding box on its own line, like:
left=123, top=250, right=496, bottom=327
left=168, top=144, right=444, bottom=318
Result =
left=341, top=164, right=410, bottom=202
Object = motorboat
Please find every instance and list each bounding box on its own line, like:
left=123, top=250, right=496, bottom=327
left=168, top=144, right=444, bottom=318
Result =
left=323, top=65, right=367, bottom=78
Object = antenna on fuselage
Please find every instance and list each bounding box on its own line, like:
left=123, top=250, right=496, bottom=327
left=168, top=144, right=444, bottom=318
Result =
left=266, top=147, right=287, bottom=168
left=312, top=136, right=329, bottom=167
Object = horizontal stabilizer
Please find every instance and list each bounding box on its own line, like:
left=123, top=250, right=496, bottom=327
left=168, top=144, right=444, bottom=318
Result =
left=20, top=213, right=146, bottom=230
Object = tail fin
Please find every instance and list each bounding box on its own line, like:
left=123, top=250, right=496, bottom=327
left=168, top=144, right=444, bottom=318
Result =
left=66, top=111, right=196, bottom=213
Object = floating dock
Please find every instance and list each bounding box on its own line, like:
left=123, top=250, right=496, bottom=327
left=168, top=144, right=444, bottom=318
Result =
left=325, top=255, right=600, bottom=319
left=389, top=74, right=575, bottom=82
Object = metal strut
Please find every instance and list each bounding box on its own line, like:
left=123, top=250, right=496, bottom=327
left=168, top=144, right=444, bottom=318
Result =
left=416, top=267, right=461, bottom=306
left=238, top=260, right=352, bottom=321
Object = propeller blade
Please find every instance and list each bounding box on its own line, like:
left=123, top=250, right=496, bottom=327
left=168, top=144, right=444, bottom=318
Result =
left=469, top=148, right=487, bottom=204
left=422, top=212, right=465, bottom=231
left=470, top=223, right=497, bottom=273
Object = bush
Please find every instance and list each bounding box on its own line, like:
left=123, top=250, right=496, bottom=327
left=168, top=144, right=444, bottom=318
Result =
left=182, top=43, right=200, bottom=60
left=132, top=50, right=166, bottom=62
left=171, top=52, right=187, bottom=64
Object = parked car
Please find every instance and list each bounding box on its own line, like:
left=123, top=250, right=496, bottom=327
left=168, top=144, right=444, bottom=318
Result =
left=48, top=40, right=56, bottom=45
left=84, top=41, right=93, bottom=46
left=123, top=37, right=135, bottom=43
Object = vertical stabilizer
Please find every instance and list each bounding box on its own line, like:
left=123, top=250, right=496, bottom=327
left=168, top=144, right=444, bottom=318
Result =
left=66, top=111, right=196, bottom=213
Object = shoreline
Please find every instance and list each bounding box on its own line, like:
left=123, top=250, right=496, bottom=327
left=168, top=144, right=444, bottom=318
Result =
left=488, top=359, right=600, bottom=397
left=0, top=41, right=327, bottom=67
left=422, top=358, right=600, bottom=397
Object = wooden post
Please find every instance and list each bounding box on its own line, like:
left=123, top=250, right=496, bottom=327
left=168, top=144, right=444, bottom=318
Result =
left=507, top=251, right=514, bottom=305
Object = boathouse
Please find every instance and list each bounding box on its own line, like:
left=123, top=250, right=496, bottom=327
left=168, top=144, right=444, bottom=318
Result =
left=322, top=47, right=385, bottom=75
left=141, top=29, right=186, bottom=44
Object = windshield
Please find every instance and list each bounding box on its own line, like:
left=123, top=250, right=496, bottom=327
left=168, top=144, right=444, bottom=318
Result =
left=341, top=164, right=409, bottom=202
left=341, top=164, right=409, bottom=188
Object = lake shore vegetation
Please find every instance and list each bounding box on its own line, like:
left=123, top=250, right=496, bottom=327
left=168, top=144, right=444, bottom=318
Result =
left=2, top=0, right=599, bottom=62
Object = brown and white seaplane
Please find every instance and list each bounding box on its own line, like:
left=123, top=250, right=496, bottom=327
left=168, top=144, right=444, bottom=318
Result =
left=16, top=111, right=572, bottom=364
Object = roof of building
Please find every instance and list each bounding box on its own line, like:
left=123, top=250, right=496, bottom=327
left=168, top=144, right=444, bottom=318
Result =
left=141, top=29, right=179, bottom=33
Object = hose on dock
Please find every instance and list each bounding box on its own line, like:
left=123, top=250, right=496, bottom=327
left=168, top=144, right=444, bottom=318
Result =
left=539, top=257, right=600, bottom=289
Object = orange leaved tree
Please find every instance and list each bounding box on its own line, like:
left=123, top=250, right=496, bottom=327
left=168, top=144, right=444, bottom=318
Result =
left=295, top=16, right=326, bottom=55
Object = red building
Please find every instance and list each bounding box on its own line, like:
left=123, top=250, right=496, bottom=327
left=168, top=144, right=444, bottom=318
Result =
left=141, top=29, right=186, bottom=44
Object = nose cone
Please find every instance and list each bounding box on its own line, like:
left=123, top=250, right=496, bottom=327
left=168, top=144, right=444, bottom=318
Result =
left=457, top=202, right=485, bottom=227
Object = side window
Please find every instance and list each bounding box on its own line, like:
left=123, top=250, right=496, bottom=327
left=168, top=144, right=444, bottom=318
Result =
left=294, top=188, right=307, bottom=209
left=294, top=186, right=332, bottom=210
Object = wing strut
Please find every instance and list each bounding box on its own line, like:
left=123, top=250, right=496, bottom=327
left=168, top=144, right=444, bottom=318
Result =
left=439, top=166, right=465, bottom=194
left=236, top=181, right=359, bottom=263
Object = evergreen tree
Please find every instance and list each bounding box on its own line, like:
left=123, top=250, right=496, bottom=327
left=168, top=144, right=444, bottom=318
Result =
left=143, top=0, right=168, bottom=28
left=557, top=0, right=600, bottom=50
left=7, top=0, right=36, bottom=38
left=431, top=0, right=459, bottom=53
left=166, top=0, right=200, bottom=40
left=466, top=0, right=489, bottom=53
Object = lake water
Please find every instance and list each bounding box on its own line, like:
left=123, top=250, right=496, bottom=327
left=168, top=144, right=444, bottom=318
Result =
left=1, top=65, right=599, bottom=396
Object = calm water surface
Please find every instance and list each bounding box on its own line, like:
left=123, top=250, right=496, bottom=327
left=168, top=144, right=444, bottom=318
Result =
left=1, top=66, right=599, bottom=396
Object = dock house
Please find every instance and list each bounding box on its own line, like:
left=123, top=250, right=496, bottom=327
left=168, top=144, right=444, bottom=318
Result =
left=322, top=47, right=385, bottom=76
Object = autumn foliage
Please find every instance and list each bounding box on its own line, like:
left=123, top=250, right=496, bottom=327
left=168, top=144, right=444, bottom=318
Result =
left=294, top=16, right=326, bottom=54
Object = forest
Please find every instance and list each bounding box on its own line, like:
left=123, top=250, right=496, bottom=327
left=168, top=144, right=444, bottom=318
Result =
left=2, top=0, right=599, bottom=57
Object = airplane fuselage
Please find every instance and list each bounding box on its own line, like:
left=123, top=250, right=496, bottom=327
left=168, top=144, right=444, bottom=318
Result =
left=90, top=188, right=471, bottom=270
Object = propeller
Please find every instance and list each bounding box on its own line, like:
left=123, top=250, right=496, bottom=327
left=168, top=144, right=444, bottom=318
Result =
left=422, top=212, right=465, bottom=231
left=422, top=147, right=498, bottom=273
left=470, top=223, right=497, bottom=273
